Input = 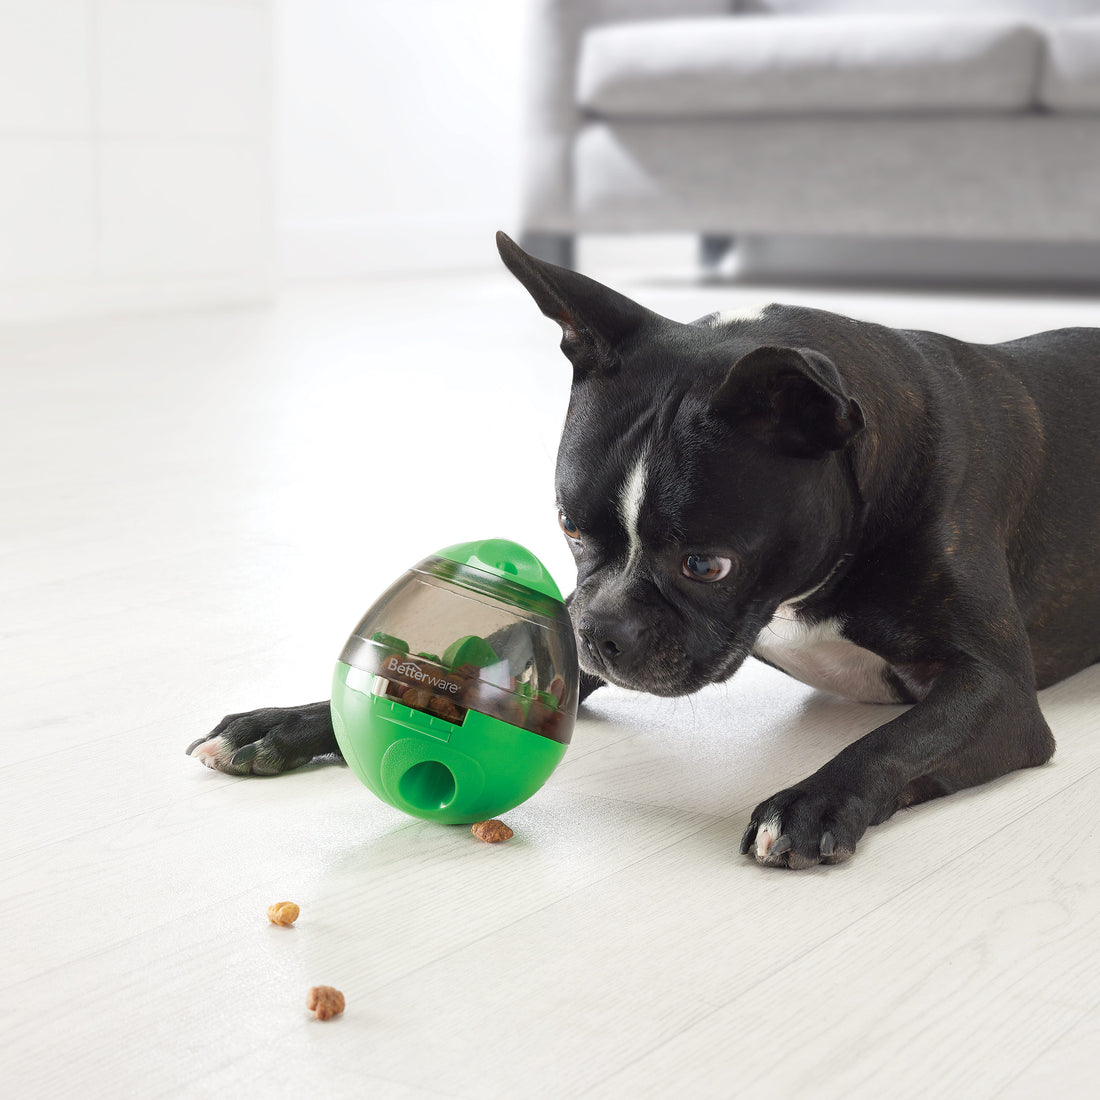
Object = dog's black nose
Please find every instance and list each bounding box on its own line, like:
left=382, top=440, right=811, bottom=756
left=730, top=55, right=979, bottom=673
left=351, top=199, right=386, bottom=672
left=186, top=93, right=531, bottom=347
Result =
left=579, top=623, right=628, bottom=671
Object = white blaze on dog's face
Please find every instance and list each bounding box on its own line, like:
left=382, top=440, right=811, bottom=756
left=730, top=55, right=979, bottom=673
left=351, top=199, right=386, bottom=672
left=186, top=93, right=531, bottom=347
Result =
left=618, top=447, right=650, bottom=567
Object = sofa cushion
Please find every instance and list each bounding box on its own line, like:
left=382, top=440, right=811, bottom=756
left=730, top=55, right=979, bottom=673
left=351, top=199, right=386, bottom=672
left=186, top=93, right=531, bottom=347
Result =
left=739, top=1, right=1100, bottom=14
left=1040, top=18, right=1100, bottom=110
left=578, top=16, right=1044, bottom=117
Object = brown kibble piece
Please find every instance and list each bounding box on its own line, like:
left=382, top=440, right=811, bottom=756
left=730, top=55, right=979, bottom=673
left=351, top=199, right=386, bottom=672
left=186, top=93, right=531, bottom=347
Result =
left=267, top=901, right=300, bottom=926
left=428, top=693, right=464, bottom=723
left=491, top=698, right=526, bottom=727
left=307, top=985, right=345, bottom=1021
left=471, top=819, right=514, bottom=843
left=403, top=685, right=433, bottom=711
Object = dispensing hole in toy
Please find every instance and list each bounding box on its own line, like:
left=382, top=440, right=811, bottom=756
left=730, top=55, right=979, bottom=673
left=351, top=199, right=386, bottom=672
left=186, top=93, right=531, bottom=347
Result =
left=398, top=760, right=457, bottom=812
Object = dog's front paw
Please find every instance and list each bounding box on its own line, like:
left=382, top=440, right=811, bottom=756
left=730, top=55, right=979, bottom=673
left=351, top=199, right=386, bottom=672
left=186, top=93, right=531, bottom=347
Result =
left=187, top=701, right=337, bottom=776
left=739, top=786, right=868, bottom=869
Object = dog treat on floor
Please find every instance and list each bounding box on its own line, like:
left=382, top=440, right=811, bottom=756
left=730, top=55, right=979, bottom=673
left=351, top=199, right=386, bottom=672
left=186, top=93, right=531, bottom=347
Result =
left=306, top=985, right=345, bottom=1021
left=266, top=901, right=300, bottom=926
left=471, top=819, right=513, bottom=843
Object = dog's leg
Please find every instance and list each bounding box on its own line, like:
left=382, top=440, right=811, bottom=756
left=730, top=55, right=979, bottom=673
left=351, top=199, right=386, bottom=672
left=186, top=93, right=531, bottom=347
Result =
left=187, top=701, right=338, bottom=776
left=741, top=661, right=1055, bottom=869
left=741, top=561, right=1057, bottom=870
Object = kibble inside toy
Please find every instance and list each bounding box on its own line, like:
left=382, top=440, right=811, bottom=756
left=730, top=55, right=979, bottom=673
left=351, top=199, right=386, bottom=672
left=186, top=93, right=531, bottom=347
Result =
left=330, top=538, right=579, bottom=823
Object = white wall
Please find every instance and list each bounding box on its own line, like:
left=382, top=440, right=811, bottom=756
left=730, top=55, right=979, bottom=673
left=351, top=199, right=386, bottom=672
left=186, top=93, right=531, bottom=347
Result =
left=0, top=0, right=275, bottom=325
left=277, top=0, right=527, bottom=279
left=0, top=0, right=524, bottom=324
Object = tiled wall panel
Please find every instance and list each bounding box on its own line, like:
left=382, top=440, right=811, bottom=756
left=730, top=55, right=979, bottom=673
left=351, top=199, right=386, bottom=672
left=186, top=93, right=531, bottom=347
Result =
left=0, top=0, right=273, bottom=323
left=0, top=0, right=92, bottom=134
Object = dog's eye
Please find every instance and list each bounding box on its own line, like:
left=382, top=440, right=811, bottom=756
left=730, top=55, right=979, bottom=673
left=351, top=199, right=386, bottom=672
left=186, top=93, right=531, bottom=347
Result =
left=559, top=511, right=582, bottom=541
left=682, top=554, right=732, bottom=583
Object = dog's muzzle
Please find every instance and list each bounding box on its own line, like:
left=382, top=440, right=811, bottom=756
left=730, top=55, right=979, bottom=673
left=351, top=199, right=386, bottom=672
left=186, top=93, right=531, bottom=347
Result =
left=574, top=607, right=698, bottom=696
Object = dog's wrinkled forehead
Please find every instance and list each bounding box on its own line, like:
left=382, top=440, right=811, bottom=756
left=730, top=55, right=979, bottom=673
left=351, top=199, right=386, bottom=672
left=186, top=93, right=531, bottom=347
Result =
left=556, top=375, right=719, bottom=549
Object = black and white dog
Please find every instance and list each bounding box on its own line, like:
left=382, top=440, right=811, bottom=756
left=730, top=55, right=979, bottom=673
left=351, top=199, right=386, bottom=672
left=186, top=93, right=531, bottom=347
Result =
left=189, top=232, right=1100, bottom=868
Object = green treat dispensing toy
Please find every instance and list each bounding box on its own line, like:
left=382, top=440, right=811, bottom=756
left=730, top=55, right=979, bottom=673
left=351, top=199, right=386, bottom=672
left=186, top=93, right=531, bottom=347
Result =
left=330, top=539, right=579, bottom=824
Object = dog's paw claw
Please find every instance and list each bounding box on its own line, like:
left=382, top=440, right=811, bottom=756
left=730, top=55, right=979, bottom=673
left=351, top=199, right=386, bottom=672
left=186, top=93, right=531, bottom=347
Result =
left=820, top=830, right=836, bottom=858
left=770, top=834, right=792, bottom=857
left=746, top=819, right=787, bottom=864
left=229, top=743, right=260, bottom=768
left=188, top=734, right=250, bottom=775
left=188, top=735, right=220, bottom=764
left=739, top=820, right=758, bottom=855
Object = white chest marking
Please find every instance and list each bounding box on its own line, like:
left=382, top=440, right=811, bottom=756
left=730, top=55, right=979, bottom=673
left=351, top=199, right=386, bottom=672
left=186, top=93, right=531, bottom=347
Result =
left=753, top=605, right=899, bottom=704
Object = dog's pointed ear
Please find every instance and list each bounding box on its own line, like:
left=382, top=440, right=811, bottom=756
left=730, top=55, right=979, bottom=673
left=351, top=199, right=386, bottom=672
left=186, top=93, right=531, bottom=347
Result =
left=496, top=231, right=654, bottom=380
left=711, top=345, right=865, bottom=458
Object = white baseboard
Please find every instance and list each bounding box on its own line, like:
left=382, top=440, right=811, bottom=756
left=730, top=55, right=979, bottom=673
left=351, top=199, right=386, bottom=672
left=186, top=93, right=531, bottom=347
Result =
left=0, top=271, right=275, bottom=325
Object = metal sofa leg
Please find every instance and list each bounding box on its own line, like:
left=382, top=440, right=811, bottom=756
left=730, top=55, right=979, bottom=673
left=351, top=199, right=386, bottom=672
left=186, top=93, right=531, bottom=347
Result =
left=518, top=232, right=575, bottom=269
left=699, top=234, right=736, bottom=275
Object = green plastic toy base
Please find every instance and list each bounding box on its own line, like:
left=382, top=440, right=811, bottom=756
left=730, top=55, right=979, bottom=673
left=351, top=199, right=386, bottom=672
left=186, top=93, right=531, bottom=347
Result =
left=331, top=662, right=567, bottom=824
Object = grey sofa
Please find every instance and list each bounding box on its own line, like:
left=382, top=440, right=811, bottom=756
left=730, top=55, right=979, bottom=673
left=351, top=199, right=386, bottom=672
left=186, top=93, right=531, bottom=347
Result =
left=518, top=0, right=1100, bottom=276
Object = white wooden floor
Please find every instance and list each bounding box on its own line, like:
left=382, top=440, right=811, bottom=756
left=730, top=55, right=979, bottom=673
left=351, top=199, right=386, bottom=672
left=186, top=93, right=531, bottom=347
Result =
left=3, top=258, right=1099, bottom=1098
